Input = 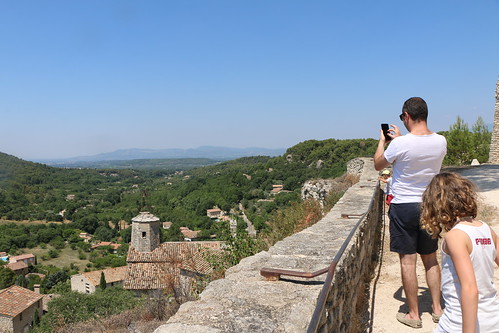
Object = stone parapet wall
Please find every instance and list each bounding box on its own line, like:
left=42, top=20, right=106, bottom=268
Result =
left=488, top=79, right=499, bottom=163
left=316, top=186, right=382, bottom=332
left=155, top=157, right=382, bottom=333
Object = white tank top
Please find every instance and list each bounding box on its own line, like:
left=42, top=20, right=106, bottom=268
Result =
left=438, top=222, right=499, bottom=332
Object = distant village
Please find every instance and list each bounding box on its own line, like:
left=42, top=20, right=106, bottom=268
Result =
left=0, top=209, right=224, bottom=333
left=0, top=190, right=294, bottom=333
left=0, top=180, right=290, bottom=333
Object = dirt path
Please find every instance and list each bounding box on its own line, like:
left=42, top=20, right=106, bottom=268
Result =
left=369, top=167, right=499, bottom=333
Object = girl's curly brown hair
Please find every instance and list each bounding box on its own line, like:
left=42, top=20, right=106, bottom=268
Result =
left=421, top=172, right=478, bottom=238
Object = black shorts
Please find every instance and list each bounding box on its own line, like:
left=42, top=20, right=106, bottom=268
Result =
left=388, top=202, right=437, bottom=255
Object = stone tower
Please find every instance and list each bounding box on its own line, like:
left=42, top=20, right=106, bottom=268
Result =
left=488, top=79, right=499, bottom=163
left=131, top=211, right=160, bottom=252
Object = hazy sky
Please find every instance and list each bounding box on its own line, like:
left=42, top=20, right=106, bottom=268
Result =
left=1, top=1, right=499, bottom=160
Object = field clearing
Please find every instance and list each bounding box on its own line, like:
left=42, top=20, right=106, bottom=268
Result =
left=0, top=219, right=69, bottom=225
left=26, top=245, right=91, bottom=271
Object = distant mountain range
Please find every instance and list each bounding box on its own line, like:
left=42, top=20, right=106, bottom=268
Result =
left=36, top=146, right=286, bottom=166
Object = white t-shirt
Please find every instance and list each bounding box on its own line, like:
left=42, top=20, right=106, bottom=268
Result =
left=384, top=133, right=447, bottom=204
left=437, top=222, right=499, bottom=333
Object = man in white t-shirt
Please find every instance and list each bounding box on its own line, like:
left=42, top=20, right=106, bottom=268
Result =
left=374, top=97, right=447, bottom=328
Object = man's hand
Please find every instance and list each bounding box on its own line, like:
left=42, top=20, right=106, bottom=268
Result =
left=388, top=124, right=402, bottom=139
left=374, top=124, right=401, bottom=170
left=378, top=129, right=387, bottom=143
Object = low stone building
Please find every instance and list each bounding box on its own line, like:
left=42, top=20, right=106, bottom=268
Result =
left=206, top=208, right=223, bottom=219
left=0, top=285, right=43, bottom=333
left=270, top=184, right=284, bottom=193
left=9, top=254, right=35, bottom=267
left=6, top=261, right=28, bottom=276
left=78, top=232, right=93, bottom=243
left=90, top=241, right=122, bottom=252
left=71, top=266, right=127, bottom=294
left=179, top=227, right=201, bottom=240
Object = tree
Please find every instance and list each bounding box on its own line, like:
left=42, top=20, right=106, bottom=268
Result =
left=99, top=271, right=107, bottom=290
left=443, top=116, right=492, bottom=166
left=0, top=266, right=16, bottom=289
left=471, top=116, right=491, bottom=163
left=15, top=274, right=27, bottom=288
left=443, top=116, right=473, bottom=165
left=44, top=270, right=69, bottom=290
left=94, top=226, right=116, bottom=242
left=37, top=288, right=141, bottom=332
left=33, top=308, right=40, bottom=326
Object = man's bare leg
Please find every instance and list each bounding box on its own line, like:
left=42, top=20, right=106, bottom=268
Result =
left=421, top=252, right=443, bottom=316
left=399, top=253, right=420, bottom=320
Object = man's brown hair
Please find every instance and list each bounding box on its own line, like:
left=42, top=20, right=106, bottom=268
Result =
left=402, top=97, right=428, bottom=122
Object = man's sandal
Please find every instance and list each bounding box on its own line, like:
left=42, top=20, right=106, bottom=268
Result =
left=431, top=312, right=442, bottom=323
left=396, top=312, right=422, bottom=329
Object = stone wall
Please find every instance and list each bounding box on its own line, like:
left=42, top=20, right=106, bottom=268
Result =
left=0, top=302, right=43, bottom=333
left=131, top=221, right=160, bottom=252
left=0, top=315, right=14, bottom=333
left=155, top=157, right=382, bottom=333
left=488, top=79, right=499, bottom=163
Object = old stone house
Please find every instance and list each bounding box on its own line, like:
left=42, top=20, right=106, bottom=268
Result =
left=9, top=254, right=35, bottom=267
left=71, top=266, right=127, bottom=294
left=90, top=241, right=122, bottom=253
left=6, top=261, right=28, bottom=276
left=206, top=208, right=223, bottom=219
left=78, top=232, right=93, bottom=243
left=179, top=227, right=201, bottom=240
left=271, top=184, right=284, bottom=193
left=123, top=212, right=224, bottom=298
left=0, top=285, right=43, bottom=333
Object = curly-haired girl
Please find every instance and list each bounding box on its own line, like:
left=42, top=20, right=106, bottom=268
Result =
left=421, top=172, right=499, bottom=333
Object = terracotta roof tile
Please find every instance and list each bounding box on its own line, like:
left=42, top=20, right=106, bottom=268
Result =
left=124, top=242, right=224, bottom=290
left=6, top=261, right=28, bottom=271
left=9, top=254, right=35, bottom=262
left=78, top=266, right=128, bottom=286
left=0, top=285, right=43, bottom=317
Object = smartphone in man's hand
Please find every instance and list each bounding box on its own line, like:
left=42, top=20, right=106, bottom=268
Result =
left=381, top=123, right=392, bottom=141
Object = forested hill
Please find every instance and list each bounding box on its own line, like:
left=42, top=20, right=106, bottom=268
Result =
left=0, top=138, right=377, bottom=230
left=0, top=152, right=45, bottom=182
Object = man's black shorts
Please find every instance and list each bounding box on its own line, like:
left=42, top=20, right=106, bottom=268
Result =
left=388, top=202, right=437, bottom=255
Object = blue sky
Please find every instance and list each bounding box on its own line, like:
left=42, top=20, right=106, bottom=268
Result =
left=1, top=1, right=499, bottom=160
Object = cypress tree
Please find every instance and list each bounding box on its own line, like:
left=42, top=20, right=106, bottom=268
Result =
left=33, top=308, right=40, bottom=326
left=99, top=272, right=107, bottom=290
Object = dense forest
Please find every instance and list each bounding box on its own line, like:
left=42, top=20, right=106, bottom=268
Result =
left=0, top=114, right=490, bottom=253
left=0, top=138, right=378, bottom=253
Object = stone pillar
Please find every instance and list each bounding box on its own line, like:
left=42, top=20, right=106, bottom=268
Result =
left=488, top=79, right=499, bottom=163
left=131, top=212, right=160, bottom=252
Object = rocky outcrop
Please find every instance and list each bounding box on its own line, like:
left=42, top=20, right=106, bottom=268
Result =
left=301, top=179, right=337, bottom=202
left=301, top=158, right=367, bottom=203
left=346, top=157, right=365, bottom=176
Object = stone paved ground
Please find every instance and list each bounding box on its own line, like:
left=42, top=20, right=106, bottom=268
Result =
left=370, top=165, right=499, bottom=333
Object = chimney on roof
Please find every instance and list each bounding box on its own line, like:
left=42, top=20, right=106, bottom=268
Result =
left=34, top=284, right=41, bottom=294
left=131, top=211, right=161, bottom=252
